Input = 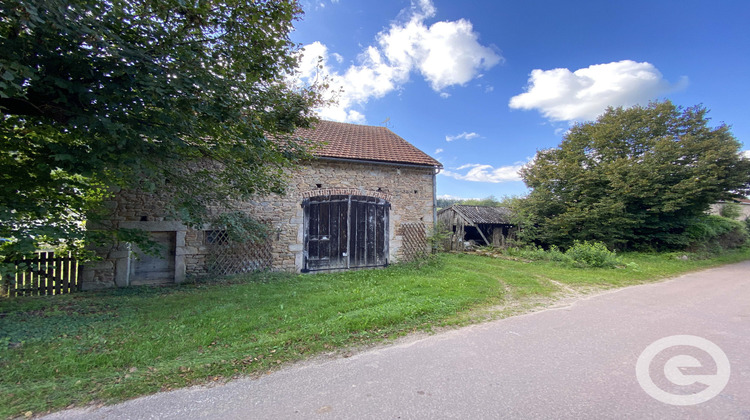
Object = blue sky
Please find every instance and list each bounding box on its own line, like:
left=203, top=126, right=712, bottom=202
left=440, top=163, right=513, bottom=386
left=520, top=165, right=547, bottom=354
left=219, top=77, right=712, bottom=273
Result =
left=290, top=0, right=750, bottom=199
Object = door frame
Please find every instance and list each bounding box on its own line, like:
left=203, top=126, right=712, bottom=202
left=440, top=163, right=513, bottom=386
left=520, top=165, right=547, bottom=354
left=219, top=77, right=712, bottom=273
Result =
left=302, top=194, right=389, bottom=272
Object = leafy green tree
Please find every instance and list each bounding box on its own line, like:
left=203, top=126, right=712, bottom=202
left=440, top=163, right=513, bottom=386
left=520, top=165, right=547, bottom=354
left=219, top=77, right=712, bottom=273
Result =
left=517, top=101, right=750, bottom=250
left=437, top=195, right=518, bottom=209
left=0, top=0, right=322, bottom=267
left=436, top=197, right=462, bottom=209
left=460, top=195, right=503, bottom=207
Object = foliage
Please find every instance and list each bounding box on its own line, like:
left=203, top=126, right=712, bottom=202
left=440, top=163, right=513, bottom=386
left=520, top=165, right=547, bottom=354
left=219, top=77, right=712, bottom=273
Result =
left=436, top=197, right=461, bottom=209
left=501, top=241, right=620, bottom=268
left=564, top=241, right=620, bottom=268
left=517, top=101, right=750, bottom=250
left=428, top=221, right=453, bottom=253
left=503, top=244, right=567, bottom=262
left=684, top=214, right=748, bottom=252
left=0, top=0, right=323, bottom=269
left=437, top=195, right=518, bottom=209
left=213, top=211, right=271, bottom=244
left=460, top=195, right=503, bottom=207
left=718, top=202, right=742, bottom=219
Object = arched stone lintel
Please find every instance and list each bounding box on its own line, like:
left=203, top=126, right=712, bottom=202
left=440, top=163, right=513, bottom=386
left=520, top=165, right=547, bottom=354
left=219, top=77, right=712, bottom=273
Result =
left=298, top=188, right=392, bottom=202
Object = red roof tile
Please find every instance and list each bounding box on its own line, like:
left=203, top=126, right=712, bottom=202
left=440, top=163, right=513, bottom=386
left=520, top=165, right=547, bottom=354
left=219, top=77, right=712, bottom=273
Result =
left=296, top=120, right=442, bottom=167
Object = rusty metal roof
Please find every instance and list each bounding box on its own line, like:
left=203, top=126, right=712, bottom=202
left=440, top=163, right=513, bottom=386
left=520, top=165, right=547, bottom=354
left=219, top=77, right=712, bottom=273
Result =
left=440, top=205, right=513, bottom=225
left=296, top=120, right=442, bottom=167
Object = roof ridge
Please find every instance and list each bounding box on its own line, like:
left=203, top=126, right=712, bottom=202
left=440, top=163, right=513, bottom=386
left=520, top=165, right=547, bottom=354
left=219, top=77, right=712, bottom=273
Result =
left=296, top=120, right=442, bottom=168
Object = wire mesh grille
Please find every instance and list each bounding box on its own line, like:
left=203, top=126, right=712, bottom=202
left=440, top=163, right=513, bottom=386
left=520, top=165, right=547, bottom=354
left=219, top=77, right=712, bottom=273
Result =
left=399, top=222, right=428, bottom=262
left=205, top=229, right=273, bottom=276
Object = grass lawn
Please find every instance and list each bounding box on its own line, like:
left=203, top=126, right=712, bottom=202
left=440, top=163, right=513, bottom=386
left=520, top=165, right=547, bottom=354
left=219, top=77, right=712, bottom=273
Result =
left=1, top=249, right=749, bottom=418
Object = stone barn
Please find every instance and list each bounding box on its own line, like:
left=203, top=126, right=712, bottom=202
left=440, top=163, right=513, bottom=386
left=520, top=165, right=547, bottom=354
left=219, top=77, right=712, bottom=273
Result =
left=82, top=121, right=442, bottom=289
left=437, top=205, right=515, bottom=250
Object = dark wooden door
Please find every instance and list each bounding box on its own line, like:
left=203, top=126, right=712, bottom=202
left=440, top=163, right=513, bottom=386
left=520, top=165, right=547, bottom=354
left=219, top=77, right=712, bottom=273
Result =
left=130, top=231, right=176, bottom=285
left=303, top=195, right=389, bottom=271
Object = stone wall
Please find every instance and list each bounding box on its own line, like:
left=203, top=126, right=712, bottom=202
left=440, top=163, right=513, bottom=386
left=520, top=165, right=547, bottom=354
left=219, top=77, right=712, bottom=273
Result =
left=83, top=159, right=436, bottom=289
left=709, top=202, right=750, bottom=220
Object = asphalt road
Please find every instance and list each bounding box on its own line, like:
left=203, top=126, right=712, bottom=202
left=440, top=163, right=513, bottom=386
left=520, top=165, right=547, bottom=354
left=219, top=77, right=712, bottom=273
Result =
left=46, top=260, right=750, bottom=419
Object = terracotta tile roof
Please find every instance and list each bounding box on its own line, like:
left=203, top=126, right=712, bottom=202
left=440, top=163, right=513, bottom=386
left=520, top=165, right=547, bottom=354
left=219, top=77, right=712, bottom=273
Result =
left=296, top=120, right=442, bottom=167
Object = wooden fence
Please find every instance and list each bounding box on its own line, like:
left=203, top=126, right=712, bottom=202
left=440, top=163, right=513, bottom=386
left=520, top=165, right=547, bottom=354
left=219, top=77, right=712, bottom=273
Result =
left=3, top=251, right=81, bottom=297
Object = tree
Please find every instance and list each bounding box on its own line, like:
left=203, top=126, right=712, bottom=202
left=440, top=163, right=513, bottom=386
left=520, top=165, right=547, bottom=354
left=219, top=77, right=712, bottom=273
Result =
left=437, top=195, right=517, bottom=209
left=517, top=101, right=750, bottom=250
left=0, top=0, right=322, bottom=267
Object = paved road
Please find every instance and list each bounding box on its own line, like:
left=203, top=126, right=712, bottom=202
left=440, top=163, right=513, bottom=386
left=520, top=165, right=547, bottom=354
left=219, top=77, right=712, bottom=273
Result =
left=47, top=261, right=750, bottom=419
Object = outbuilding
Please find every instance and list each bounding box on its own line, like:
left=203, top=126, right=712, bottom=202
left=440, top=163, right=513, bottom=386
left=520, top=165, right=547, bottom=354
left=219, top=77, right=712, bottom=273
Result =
left=82, top=121, right=442, bottom=289
left=437, top=205, right=515, bottom=250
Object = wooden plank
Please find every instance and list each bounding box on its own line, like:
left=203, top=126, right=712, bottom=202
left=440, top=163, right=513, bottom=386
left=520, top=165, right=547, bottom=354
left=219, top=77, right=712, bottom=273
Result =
left=309, top=202, right=319, bottom=263
left=349, top=200, right=358, bottom=267
left=64, top=252, right=73, bottom=293
left=10, top=259, right=18, bottom=297
left=346, top=195, right=351, bottom=269
left=74, top=258, right=81, bottom=291
left=339, top=200, right=348, bottom=268
left=334, top=201, right=348, bottom=269
left=329, top=201, right=340, bottom=268
left=303, top=198, right=310, bottom=271
left=366, top=202, right=376, bottom=266
left=319, top=202, right=330, bottom=266
left=20, top=257, right=27, bottom=297
left=57, top=252, right=67, bottom=295
left=22, top=254, right=30, bottom=296
left=50, top=252, right=58, bottom=295
left=36, top=252, right=46, bottom=296
left=375, top=204, right=385, bottom=265
left=360, top=200, right=369, bottom=266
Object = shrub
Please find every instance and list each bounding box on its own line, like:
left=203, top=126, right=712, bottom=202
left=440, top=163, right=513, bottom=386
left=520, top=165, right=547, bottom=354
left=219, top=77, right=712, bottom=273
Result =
left=564, top=241, right=620, bottom=268
left=684, top=215, right=748, bottom=252
left=502, top=242, right=620, bottom=268
left=505, top=245, right=565, bottom=262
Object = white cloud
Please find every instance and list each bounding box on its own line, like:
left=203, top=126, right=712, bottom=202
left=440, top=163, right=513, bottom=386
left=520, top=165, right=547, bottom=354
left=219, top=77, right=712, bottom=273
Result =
left=742, top=150, right=750, bottom=159
left=441, top=163, right=523, bottom=183
left=435, top=148, right=444, bottom=154
left=294, top=0, right=501, bottom=123
left=378, top=12, right=501, bottom=91
left=439, top=92, right=451, bottom=99
left=445, top=132, right=480, bottom=142
left=509, top=60, right=688, bottom=122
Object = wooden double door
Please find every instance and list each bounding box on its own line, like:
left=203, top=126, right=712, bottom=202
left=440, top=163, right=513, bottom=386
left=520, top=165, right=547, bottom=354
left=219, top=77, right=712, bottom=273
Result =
left=303, top=195, right=389, bottom=271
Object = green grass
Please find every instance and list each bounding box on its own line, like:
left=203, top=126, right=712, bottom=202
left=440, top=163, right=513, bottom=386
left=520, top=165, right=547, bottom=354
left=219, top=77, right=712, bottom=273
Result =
left=1, top=248, right=749, bottom=418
